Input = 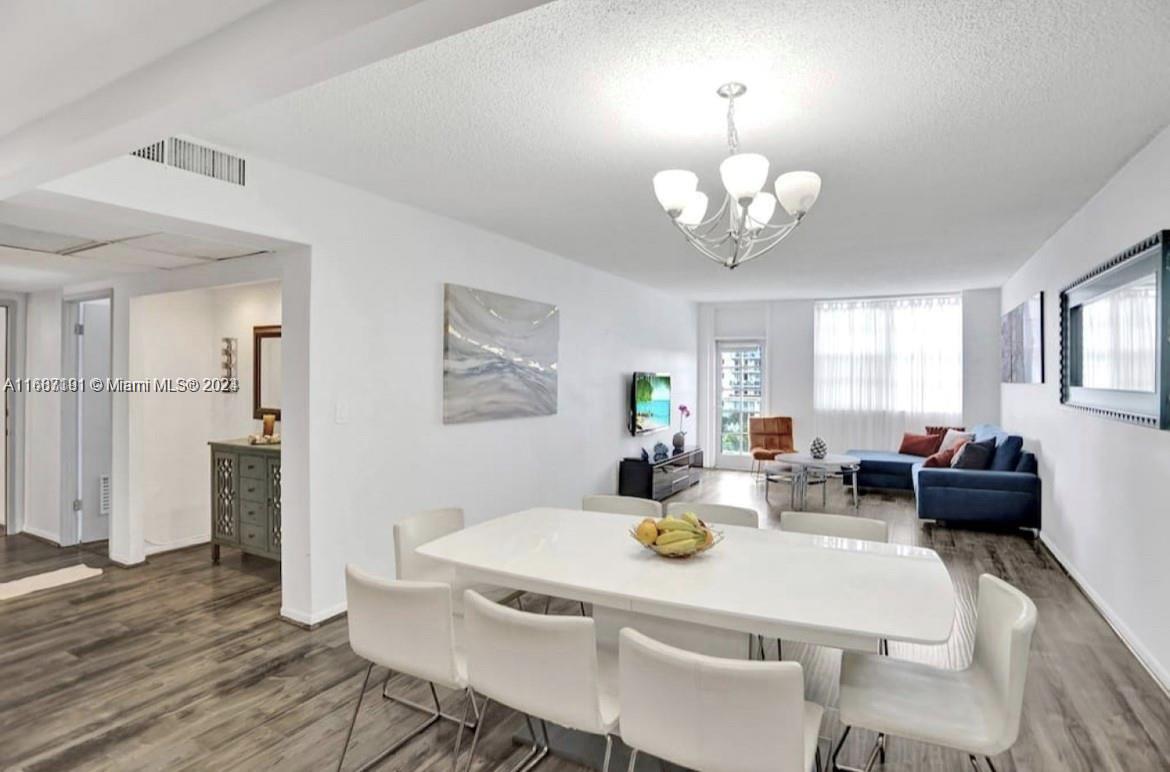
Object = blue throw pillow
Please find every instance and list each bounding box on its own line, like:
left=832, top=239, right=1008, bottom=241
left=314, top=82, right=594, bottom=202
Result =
left=990, top=435, right=1023, bottom=471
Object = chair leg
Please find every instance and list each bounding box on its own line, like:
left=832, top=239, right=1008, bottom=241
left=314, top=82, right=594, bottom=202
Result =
left=830, top=725, right=883, bottom=772
left=543, top=595, right=552, bottom=614
left=349, top=671, right=447, bottom=772
left=452, top=690, right=474, bottom=772
left=507, top=714, right=549, bottom=772
left=969, top=756, right=982, bottom=772
left=462, top=697, right=490, bottom=772
left=815, top=743, right=823, bottom=772
left=337, top=663, right=374, bottom=772
left=381, top=675, right=476, bottom=727
left=626, top=748, right=639, bottom=772
left=776, top=638, right=783, bottom=660
left=984, top=757, right=998, bottom=772
left=579, top=601, right=588, bottom=616
left=601, top=735, right=614, bottom=772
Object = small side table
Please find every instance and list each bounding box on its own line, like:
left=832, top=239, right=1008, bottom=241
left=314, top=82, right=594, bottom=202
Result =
left=771, top=452, right=861, bottom=510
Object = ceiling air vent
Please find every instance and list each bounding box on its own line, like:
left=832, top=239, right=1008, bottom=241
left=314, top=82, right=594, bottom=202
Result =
left=129, top=138, right=245, bottom=186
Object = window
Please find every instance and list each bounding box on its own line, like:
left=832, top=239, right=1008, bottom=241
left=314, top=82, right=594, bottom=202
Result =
left=814, top=295, right=962, bottom=447
left=718, top=341, right=764, bottom=455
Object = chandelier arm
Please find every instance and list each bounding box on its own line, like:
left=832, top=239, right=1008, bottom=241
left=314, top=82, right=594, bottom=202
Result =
left=687, top=230, right=735, bottom=249
left=674, top=222, right=735, bottom=267
left=690, top=196, right=731, bottom=234
left=734, top=224, right=801, bottom=266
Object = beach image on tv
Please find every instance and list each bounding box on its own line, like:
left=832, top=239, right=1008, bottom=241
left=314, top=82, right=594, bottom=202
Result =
left=634, top=373, right=671, bottom=433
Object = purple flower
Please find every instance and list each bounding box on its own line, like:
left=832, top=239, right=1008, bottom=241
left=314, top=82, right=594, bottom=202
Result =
left=678, top=404, right=691, bottom=417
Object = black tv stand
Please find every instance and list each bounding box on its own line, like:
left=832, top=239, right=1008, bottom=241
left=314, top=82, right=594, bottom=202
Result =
left=618, top=446, right=704, bottom=501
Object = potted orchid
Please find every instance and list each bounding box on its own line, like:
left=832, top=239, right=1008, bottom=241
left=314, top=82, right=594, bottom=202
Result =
left=673, top=404, right=691, bottom=451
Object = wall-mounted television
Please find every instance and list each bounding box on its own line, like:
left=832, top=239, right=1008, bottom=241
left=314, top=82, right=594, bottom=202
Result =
left=631, top=372, right=671, bottom=435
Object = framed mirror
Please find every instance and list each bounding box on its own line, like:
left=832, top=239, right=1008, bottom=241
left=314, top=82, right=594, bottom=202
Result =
left=253, top=324, right=282, bottom=420
left=1060, top=231, right=1169, bottom=428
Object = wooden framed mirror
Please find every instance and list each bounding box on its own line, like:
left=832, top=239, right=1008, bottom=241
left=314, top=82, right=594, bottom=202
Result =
left=253, top=324, right=282, bottom=420
left=1060, top=231, right=1169, bottom=428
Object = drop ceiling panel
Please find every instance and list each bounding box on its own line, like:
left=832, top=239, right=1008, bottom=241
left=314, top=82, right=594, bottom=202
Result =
left=77, top=243, right=206, bottom=269
left=123, top=232, right=259, bottom=260
left=0, top=222, right=93, bottom=254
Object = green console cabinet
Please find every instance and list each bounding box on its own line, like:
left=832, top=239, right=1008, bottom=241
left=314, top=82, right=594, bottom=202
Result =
left=210, top=439, right=281, bottom=563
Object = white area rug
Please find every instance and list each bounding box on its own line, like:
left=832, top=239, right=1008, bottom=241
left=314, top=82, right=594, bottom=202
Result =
left=0, top=564, right=104, bottom=600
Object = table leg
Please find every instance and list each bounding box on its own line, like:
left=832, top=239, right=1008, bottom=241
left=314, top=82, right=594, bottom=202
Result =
left=852, top=468, right=859, bottom=509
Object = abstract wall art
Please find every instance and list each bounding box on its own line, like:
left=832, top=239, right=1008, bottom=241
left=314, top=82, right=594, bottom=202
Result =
left=443, top=283, right=559, bottom=423
left=1001, top=292, right=1044, bottom=384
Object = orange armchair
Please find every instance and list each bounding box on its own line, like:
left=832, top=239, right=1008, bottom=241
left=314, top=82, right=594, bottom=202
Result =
left=749, top=417, right=795, bottom=478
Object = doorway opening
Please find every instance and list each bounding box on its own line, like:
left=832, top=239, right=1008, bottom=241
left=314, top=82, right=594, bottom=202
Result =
left=62, top=295, right=113, bottom=546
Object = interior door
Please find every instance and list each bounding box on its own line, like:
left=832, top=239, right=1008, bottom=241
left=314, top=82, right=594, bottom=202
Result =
left=78, top=298, right=112, bottom=543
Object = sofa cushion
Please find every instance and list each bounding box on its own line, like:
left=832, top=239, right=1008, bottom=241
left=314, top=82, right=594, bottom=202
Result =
left=1016, top=452, right=1038, bottom=475
left=970, top=423, right=1009, bottom=445
left=899, top=432, right=944, bottom=457
left=989, top=435, right=1023, bottom=472
left=846, top=450, right=924, bottom=477
left=952, top=437, right=996, bottom=469
left=939, top=429, right=974, bottom=451
left=923, top=439, right=968, bottom=468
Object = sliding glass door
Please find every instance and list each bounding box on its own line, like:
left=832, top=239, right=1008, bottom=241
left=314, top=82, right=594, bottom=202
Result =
left=716, top=340, right=764, bottom=469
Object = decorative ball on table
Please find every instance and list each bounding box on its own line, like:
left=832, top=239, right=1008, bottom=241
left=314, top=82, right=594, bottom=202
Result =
left=652, top=442, right=670, bottom=462
left=810, top=436, right=827, bottom=459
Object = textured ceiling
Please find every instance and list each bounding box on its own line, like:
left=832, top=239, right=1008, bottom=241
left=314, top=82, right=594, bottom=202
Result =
left=0, top=0, right=276, bottom=139
left=202, top=0, right=1170, bottom=301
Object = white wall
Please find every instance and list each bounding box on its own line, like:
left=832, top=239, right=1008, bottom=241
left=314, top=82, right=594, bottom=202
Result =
left=698, top=290, right=1001, bottom=460
left=23, top=289, right=62, bottom=542
left=130, top=281, right=281, bottom=553
left=961, top=287, right=1002, bottom=428
left=40, top=152, right=697, bottom=623
left=1001, top=124, right=1170, bottom=690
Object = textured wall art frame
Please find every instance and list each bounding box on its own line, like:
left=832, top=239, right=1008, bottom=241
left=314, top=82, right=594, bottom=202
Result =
left=443, top=283, right=559, bottom=423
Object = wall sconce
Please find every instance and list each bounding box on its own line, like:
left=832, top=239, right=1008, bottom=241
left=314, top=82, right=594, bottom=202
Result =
left=221, top=337, right=239, bottom=391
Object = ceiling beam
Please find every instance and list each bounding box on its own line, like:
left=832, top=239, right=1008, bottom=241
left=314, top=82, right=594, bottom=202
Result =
left=0, top=0, right=551, bottom=200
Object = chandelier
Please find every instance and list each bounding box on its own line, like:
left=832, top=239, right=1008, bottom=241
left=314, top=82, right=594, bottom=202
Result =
left=652, top=82, right=821, bottom=270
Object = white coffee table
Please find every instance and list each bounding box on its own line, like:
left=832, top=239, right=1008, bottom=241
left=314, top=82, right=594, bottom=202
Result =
left=770, top=452, right=861, bottom=509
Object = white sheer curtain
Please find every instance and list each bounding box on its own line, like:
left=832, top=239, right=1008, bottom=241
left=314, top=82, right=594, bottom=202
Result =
left=1081, top=275, right=1157, bottom=392
left=813, top=295, right=963, bottom=451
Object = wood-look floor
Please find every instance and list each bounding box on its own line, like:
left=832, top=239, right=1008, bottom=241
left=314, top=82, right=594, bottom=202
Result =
left=1, top=471, right=1168, bottom=771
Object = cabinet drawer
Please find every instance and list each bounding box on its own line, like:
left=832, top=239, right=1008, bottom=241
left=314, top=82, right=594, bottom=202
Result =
left=240, top=523, right=266, bottom=550
left=240, top=500, right=265, bottom=527
left=240, top=454, right=266, bottom=480
left=239, top=476, right=266, bottom=503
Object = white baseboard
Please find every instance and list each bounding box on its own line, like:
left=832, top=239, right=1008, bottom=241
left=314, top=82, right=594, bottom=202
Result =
left=280, top=600, right=347, bottom=629
left=145, top=535, right=208, bottom=556
left=1040, top=532, right=1170, bottom=697
left=21, top=525, right=62, bottom=545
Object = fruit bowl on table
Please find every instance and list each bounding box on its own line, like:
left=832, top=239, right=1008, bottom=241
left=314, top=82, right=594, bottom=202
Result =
left=630, top=513, right=723, bottom=559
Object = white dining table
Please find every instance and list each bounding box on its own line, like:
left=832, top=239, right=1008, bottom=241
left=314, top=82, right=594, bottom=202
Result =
left=418, top=507, right=955, bottom=649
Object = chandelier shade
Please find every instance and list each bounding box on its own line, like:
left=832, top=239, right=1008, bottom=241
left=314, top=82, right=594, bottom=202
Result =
left=677, top=191, right=709, bottom=226
left=651, top=82, right=820, bottom=270
left=652, top=170, right=698, bottom=215
left=775, top=171, right=822, bottom=217
left=719, top=152, right=770, bottom=202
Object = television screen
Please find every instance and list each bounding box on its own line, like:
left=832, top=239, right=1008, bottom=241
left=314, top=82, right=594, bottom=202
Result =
left=632, top=372, right=671, bottom=435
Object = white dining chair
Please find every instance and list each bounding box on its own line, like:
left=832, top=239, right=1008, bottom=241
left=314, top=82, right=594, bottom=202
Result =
left=619, top=628, right=824, bottom=772
left=779, top=511, right=889, bottom=543
left=581, top=494, right=662, bottom=518
left=394, top=507, right=524, bottom=612
left=340, top=566, right=478, bottom=772
left=461, top=589, right=619, bottom=772
left=832, top=574, right=1037, bottom=772
left=778, top=511, right=890, bottom=660
left=666, top=501, right=758, bottom=527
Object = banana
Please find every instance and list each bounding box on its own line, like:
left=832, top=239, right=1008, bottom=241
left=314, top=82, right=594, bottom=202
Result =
left=655, top=530, right=699, bottom=546
left=680, top=512, right=701, bottom=527
left=657, top=518, right=704, bottom=535
left=655, top=537, right=703, bottom=556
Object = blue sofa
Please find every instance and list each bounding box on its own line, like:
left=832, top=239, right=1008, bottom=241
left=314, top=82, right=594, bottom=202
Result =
left=846, top=424, right=1041, bottom=531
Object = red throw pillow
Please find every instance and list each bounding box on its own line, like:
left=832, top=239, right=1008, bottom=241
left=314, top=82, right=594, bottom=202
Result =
left=925, top=425, right=965, bottom=436
left=923, top=439, right=969, bottom=467
left=899, top=432, right=944, bottom=457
